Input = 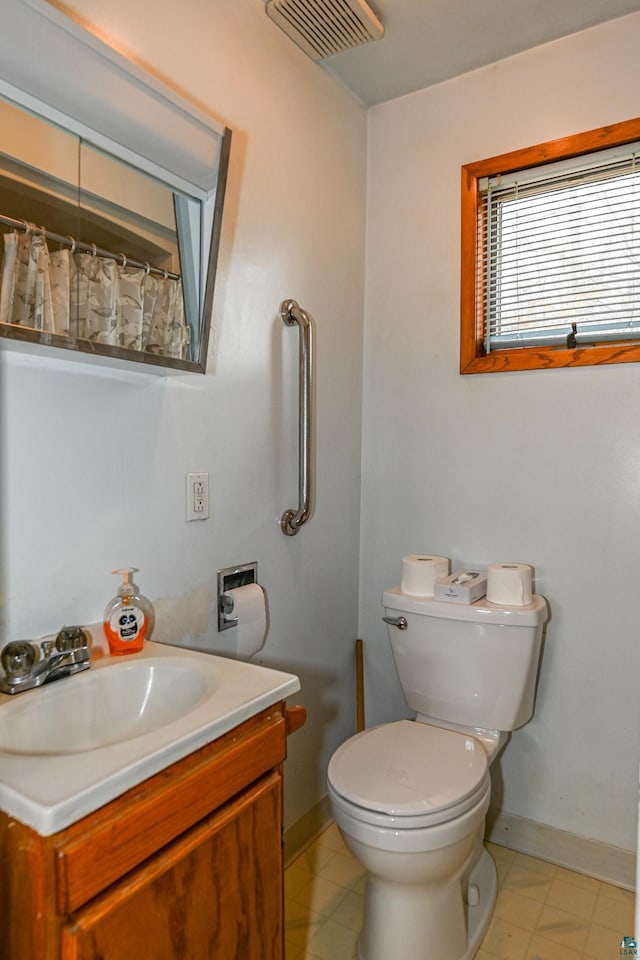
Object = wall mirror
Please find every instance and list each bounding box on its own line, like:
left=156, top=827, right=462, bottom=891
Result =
left=0, top=0, right=231, bottom=374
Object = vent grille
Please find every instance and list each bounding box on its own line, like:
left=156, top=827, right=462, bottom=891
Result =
left=266, top=0, right=384, bottom=61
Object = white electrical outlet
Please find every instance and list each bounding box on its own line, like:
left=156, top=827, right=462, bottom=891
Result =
left=186, top=472, right=210, bottom=521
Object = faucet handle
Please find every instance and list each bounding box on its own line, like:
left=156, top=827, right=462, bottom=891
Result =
left=1, top=641, right=38, bottom=679
left=55, top=626, right=90, bottom=652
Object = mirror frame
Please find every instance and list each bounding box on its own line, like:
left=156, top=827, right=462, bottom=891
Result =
left=0, top=0, right=231, bottom=374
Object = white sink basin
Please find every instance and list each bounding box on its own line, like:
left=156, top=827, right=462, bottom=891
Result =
left=0, top=658, right=214, bottom=755
left=0, top=640, right=300, bottom=835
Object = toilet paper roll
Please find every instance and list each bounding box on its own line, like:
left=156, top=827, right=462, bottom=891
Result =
left=226, top=583, right=268, bottom=659
left=401, top=555, right=450, bottom=597
left=486, top=563, right=533, bottom=606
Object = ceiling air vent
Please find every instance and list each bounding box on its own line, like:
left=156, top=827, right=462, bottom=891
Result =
left=265, top=0, right=384, bottom=61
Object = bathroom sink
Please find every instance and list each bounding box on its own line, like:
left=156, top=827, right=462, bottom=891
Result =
left=0, top=639, right=300, bottom=835
left=0, top=658, right=213, bottom=755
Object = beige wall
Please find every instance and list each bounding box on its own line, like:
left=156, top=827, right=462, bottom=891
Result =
left=5, top=0, right=640, bottom=866
left=360, top=12, right=640, bottom=857
left=2, top=0, right=367, bottom=831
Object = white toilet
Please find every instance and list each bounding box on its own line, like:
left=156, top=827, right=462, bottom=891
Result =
left=327, top=586, right=549, bottom=960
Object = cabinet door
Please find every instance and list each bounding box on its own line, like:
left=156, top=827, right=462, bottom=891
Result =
left=61, top=771, right=283, bottom=960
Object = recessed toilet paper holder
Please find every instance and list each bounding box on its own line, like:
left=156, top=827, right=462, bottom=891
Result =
left=217, top=562, right=258, bottom=632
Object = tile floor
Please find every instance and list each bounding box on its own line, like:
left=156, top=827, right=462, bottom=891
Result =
left=285, top=823, right=635, bottom=960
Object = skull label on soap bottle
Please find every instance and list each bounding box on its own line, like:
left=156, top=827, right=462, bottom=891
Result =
left=110, top=605, right=146, bottom=643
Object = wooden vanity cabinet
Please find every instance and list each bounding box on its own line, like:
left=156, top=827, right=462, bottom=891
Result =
left=0, top=701, right=304, bottom=960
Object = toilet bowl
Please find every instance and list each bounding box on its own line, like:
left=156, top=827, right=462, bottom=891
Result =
left=327, top=586, right=549, bottom=960
left=328, top=719, right=497, bottom=960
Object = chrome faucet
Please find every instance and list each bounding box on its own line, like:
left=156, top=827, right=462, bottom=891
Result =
left=0, top=626, right=90, bottom=695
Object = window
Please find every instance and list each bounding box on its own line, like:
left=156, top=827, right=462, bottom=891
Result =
left=460, top=118, right=640, bottom=373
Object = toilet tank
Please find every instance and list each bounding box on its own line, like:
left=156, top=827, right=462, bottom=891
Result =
left=382, top=587, right=549, bottom=732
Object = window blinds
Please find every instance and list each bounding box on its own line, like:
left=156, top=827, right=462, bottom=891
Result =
left=478, top=145, right=640, bottom=352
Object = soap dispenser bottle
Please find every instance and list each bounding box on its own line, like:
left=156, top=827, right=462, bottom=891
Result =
left=103, top=568, right=154, bottom=655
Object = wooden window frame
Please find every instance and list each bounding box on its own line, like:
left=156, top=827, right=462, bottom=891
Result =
left=460, top=117, right=640, bottom=374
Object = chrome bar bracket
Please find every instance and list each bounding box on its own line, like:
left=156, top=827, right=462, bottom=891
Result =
left=281, top=299, right=314, bottom=536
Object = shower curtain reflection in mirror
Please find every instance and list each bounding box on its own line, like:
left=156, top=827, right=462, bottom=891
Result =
left=0, top=226, right=188, bottom=359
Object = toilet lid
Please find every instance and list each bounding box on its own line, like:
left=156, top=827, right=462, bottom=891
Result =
left=328, top=720, right=489, bottom=817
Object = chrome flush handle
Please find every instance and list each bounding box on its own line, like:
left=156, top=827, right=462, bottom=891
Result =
left=382, top=615, right=408, bottom=631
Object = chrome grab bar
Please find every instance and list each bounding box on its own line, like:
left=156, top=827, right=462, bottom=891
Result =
left=281, top=298, right=313, bottom=536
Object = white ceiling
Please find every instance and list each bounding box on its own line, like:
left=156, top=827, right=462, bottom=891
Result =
left=321, top=0, right=640, bottom=105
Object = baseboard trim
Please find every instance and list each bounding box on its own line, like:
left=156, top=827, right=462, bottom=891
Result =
left=486, top=807, right=636, bottom=891
left=284, top=795, right=333, bottom=868
left=284, top=798, right=636, bottom=891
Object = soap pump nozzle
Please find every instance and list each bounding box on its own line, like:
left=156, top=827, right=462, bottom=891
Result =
left=113, top=567, right=139, bottom=598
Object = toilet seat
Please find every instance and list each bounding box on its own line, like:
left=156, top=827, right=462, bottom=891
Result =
left=327, top=720, right=490, bottom=830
